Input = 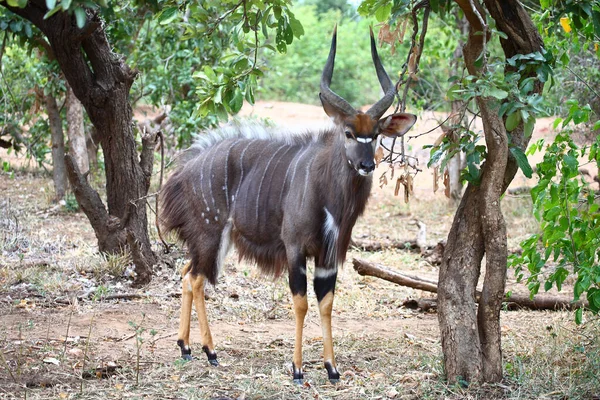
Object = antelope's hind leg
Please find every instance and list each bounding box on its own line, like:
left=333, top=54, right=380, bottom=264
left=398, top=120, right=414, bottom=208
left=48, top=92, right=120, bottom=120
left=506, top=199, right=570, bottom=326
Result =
left=314, top=266, right=341, bottom=383
left=177, top=268, right=218, bottom=365
left=192, top=273, right=218, bottom=365
left=177, top=262, right=194, bottom=360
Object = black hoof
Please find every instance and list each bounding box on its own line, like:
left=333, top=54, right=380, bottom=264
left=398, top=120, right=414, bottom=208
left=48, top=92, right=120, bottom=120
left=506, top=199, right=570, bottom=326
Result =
left=202, top=345, right=218, bottom=366
left=325, top=362, right=340, bottom=383
left=177, top=339, right=193, bottom=360
left=292, top=362, right=303, bottom=384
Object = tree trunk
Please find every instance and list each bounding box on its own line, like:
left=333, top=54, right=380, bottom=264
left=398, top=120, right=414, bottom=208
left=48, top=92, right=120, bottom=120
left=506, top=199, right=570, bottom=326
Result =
left=86, top=129, right=99, bottom=171
left=6, top=1, right=157, bottom=285
left=445, top=14, right=468, bottom=201
left=438, top=0, right=544, bottom=384
left=43, top=91, right=67, bottom=201
left=65, top=82, right=89, bottom=175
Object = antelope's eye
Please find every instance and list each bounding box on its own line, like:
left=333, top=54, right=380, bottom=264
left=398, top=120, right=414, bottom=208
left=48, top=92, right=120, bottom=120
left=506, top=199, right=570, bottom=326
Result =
left=345, top=130, right=353, bottom=139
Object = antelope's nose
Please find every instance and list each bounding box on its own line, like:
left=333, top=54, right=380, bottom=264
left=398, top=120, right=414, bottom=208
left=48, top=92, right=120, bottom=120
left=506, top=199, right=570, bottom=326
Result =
left=359, top=160, right=375, bottom=173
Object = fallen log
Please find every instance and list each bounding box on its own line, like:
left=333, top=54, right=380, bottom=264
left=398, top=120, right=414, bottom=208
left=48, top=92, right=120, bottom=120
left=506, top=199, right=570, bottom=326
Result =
left=351, top=238, right=420, bottom=252
left=352, top=258, right=587, bottom=311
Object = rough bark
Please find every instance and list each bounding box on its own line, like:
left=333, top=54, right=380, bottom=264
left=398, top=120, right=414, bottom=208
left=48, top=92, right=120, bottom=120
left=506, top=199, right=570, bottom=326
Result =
left=438, top=0, right=544, bottom=384
left=43, top=92, right=67, bottom=201
left=65, top=82, right=89, bottom=175
left=5, top=1, right=157, bottom=285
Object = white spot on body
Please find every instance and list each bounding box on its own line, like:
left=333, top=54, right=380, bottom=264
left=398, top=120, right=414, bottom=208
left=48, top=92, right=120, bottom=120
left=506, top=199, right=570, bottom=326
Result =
left=205, top=219, right=210, bottom=224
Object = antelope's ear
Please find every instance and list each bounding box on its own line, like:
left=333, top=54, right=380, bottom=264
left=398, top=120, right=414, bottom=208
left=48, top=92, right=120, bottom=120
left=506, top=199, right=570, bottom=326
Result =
left=320, top=93, right=351, bottom=124
left=378, top=113, right=417, bottom=137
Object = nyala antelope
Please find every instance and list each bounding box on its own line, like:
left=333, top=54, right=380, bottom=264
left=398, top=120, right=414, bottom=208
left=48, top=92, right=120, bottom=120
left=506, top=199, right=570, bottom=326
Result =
left=160, top=27, right=417, bottom=383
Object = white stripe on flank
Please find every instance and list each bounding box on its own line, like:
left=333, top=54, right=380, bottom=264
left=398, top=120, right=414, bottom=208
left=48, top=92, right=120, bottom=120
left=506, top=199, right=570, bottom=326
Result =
left=278, top=145, right=299, bottom=205
left=233, top=141, right=254, bottom=205
left=255, top=144, right=288, bottom=221
left=207, top=141, right=226, bottom=213
left=322, top=207, right=340, bottom=268
left=223, top=139, right=241, bottom=211
left=198, top=152, right=210, bottom=209
left=299, top=153, right=316, bottom=210
left=216, top=220, right=233, bottom=280
left=288, top=145, right=311, bottom=193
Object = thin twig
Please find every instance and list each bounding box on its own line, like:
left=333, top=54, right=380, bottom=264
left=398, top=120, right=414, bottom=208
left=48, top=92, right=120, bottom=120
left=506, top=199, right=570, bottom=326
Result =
left=80, top=312, right=95, bottom=395
left=566, top=65, right=600, bottom=100
left=61, top=308, right=74, bottom=361
left=204, top=0, right=245, bottom=37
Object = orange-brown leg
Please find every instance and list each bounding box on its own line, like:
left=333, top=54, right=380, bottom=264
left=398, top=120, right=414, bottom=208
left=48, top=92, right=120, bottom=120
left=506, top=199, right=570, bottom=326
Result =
left=191, top=273, right=218, bottom=365
left=314, top=268, right=340, bottom=383
left=288, top=255, right=308, bottom=384
left=292, top=294, right=308, bottom=383
left=177, top=262, right=193, bottom=360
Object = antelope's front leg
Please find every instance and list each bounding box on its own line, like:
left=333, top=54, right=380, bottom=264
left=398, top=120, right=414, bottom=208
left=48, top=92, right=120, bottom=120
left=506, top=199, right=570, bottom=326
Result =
left=314, top=267, right=340, bottom=383
left=289, top=260, right=308, bottom=384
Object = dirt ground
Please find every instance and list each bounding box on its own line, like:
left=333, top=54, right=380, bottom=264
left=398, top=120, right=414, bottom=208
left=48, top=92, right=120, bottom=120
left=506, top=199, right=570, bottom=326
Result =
left=1, top=102, right=599, bottom=399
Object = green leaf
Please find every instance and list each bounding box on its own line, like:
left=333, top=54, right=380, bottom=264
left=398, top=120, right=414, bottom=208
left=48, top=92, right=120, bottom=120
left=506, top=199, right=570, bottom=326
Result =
left=7, top=0, right=20, bottom=6
left=505, top=111, right=521, bottom=131
left=61, top=0, right=72, bottom=10
left=288, top=13, right=304, bottom=39
left=510, top=147, right=533, bottom=178
left=593, top=120, right=600, bottom=131
left=523, top=117, right=535, bottom=138
left=203, top=66, right=217, bottom=82
left=374, top=4, right=392, bottom=22
left=575, top=307, right=583, bottom=324
left=46, top=0, right=57, bottom=10
left=74, top=7, right=86, bottom=28
left=487, top=87, right=508, bottom=100
left=158, top=7, right=179, bottom=25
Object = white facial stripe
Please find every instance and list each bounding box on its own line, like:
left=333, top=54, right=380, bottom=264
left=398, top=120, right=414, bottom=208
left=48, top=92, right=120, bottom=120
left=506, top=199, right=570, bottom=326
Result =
left=356, top=137, right=373, bottom=144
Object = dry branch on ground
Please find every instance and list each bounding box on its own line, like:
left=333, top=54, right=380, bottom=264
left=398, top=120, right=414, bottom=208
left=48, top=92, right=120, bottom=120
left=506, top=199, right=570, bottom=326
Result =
left=352, top=258, right=587, bottom=311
